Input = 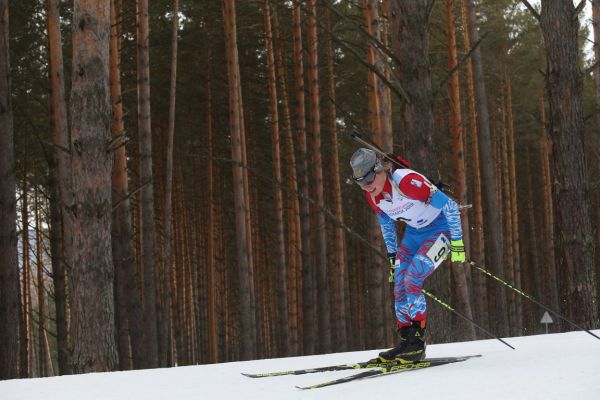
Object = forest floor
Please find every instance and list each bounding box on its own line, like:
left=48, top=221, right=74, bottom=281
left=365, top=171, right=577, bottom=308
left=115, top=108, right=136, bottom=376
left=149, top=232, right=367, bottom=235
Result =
left=2, top=329, right=599, bottom=400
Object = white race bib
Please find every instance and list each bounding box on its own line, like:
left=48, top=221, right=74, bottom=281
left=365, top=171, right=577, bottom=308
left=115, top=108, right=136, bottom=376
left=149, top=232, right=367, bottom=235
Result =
left=426, top=233, right=450, bottom=269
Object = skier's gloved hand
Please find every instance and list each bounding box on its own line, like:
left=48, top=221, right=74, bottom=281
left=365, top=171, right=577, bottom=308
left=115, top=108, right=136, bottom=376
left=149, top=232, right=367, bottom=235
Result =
left=450, top=239, right=466, bottom=263
left=387, top=252, right=396, bottom=283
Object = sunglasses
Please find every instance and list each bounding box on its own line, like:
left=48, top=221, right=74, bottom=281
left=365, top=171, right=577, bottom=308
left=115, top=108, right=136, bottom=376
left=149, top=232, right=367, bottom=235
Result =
left=353, top=168, right=377, bottom=186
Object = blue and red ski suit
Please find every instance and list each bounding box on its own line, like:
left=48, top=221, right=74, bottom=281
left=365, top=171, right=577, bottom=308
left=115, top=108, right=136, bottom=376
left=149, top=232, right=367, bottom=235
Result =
left=366, top=168, right=463, bottom=328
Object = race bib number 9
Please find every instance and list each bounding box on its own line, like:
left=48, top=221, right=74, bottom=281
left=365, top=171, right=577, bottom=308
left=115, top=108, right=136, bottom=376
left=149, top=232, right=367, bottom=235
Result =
left=426, top=233, right=450, bottom=269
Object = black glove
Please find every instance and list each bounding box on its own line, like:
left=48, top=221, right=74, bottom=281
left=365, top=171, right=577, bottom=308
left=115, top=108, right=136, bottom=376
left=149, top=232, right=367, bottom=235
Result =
left=387, top=252, right=396, bottom=283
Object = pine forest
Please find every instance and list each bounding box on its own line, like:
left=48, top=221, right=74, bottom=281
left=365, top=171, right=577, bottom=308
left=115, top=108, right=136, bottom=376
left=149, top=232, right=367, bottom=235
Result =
left=0, top=0, right=599, bottom=378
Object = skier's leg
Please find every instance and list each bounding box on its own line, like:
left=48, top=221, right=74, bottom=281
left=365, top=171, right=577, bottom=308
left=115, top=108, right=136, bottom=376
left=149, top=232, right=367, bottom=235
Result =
left=393, top=231, right=419, bottom=328
left=404, top=220, right=451, bottom=322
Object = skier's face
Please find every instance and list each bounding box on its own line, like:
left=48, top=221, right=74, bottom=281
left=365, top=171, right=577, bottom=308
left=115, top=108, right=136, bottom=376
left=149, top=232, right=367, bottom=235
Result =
left=359, top=170, right=386, bottom=196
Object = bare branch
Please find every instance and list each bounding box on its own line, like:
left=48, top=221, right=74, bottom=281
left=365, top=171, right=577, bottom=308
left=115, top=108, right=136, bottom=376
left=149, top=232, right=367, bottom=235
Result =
left=42, top=140, right=70, bottom=155
left=319, top=0, right=403, bottom=73
left=106, top=130, right=129, bottom=153
left=434, top=31, right=489, bottom=98
left=584, top=59, right=600, bottom=75
left=574, top=0, right=587, bottom=19
left=521, top=0, right=541, bottom=21
left=112, top=181, right=150, bottom=211
left=320, top=20, right=411, bottom=103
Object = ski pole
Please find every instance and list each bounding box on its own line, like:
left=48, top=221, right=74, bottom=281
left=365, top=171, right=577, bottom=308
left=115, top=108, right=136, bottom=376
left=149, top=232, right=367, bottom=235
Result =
left=423, top=289, right=516, bottom=350
left=468, top=260, right=600, bottom=342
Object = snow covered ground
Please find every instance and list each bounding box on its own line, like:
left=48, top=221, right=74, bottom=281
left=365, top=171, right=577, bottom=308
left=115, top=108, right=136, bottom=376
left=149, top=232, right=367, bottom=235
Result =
left=2, top=330, right=599, bottom=400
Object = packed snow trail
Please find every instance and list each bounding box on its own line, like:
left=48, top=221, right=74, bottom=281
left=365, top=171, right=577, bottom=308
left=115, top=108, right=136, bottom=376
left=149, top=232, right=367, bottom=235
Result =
left=2, top=330, right=599, bottom=400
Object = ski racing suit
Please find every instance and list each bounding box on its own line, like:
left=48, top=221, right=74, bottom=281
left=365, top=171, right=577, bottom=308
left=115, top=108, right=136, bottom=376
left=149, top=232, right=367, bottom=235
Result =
left=366, top=169, right=463, bottom=328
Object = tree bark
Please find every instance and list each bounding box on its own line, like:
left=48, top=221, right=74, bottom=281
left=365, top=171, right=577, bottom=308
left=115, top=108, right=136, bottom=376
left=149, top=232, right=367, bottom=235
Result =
left=505, top=80, right=522, bottom=333
left=206, top=49, right=218, bottom=364
left=274, top=11, right=301, bottom=356
left=34, top=188, right=48, bottom=377
left=46, top=0, right=72, bottom=374
left=160, top=0, right=179, bottom=368
left=326, top=9, right=348, bottom=352
left=363, top=0, right=382, bottom=140
left=388, top=0, right=436, bottom=172
left=364, top=0, right=393, bottom=150
left=293, top=3, right=315, bottom=355
left=109, top=0, right=145, bottom=370
left=0, top=0, right=19, bottom=378
left=263, top=0, right=288, bottom=356
left=137, top=0, right=159, bottom=367
left=21, top=171, right=31, bottom=378
left=540, top=0, right=598, bottom=327
left=592, top=0, right=600, bottom=130
left=537, top=92, right=559, bottom=314
left=445, top=0, right=475, bottom=341
left=524, top=147, right=541, bottom=333
left=69, top=0, right=117, bottom=372
left=110, top=0, right=131, bottom=370
left=500, top=93, right=516, bottom=335
left=459, top=0, right=487, bottom=331
left=463, top=0, right=508, bottom=336
left=306, top=0, right=331, bottom=354
left=223, top=0, right=256, bottom=360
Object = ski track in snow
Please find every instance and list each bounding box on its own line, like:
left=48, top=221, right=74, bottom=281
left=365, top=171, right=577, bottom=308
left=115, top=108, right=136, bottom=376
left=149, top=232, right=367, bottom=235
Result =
left=2, top=330, right=599, bottom=400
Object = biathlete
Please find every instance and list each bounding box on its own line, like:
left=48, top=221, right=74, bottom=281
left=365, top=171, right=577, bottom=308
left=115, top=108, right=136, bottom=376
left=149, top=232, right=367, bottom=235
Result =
left=350, top=148, right=466, bottom=363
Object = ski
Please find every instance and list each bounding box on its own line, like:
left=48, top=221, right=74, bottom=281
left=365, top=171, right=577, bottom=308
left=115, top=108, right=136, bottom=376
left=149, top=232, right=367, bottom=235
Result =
left=295, top=355, right=479, bottom=390
left=242, top=354, right=480, bottom=378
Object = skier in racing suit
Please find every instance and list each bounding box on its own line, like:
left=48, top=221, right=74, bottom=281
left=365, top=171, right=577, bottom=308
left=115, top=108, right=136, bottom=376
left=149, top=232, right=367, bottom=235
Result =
left=350, top=148, right=466, bottom=363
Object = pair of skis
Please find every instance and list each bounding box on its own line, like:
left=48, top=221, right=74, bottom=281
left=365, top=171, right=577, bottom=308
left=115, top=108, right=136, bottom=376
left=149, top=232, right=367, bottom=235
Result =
left=242, top=354, right=481, bottom=390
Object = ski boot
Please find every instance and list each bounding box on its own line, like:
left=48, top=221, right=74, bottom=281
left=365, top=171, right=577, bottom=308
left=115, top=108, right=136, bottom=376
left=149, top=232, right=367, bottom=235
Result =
left=377, top=320, right=426, bottom=364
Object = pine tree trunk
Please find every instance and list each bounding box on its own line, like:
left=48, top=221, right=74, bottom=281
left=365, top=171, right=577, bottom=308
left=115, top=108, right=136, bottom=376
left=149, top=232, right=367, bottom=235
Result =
left=500, top=94, right=516, bottom=335
left=445, top=0, right=475, bottom=341
left=524, top=147, right=541, bottom=333
left=365, top=0, right=393, bottom=149
left=389, top=0, right=436, bottom=172
left=326, top=10, right=348, bottom=352
left=110, top=0, right=131, bottom=370
left=137, top=0, right=159, bottom=367
left=538, top=92, right=559, bottom=315
left=364, top=1, right=388, bottom=348
left=274, top=13, right=301, bottom=355
left=223, top=0, right=256, bottom=360
left=184, top=212, right=195, bottom=364
left=109, top=0, right=145, bottom=370
left=505, top=80, right=522, bottom=333
left=306, top=0, right=331, bottom=354
left=160, top=0, right=178, bottom=368
left=363, top=0, right=382, bottom=139
left=463, top=0, right=508, bottom=336
left=206, top=51, right=218, bottom=363
left=459, top=0, right=487, bottom=331
left=69, top=0, right=117, bottom=372
left=46, top=0, right=72, bottom=374
left=591, top=0, right=600, bottom=320
left=539, top=0, right=598, bottom=327
left=34, top=189, right=48, bottom=377
left=263, top=0, right=288, bottom=356
left=293, top=3, right=315, bottom=355
left=592, top=0, right=600, bottom=130
left=0, top=0, right=19, bottom=378
left=596, top=206, right=600, bottom=306
left=172, top=189, right=183, bottom=364
left=21, top=172, right=31, bottom=378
